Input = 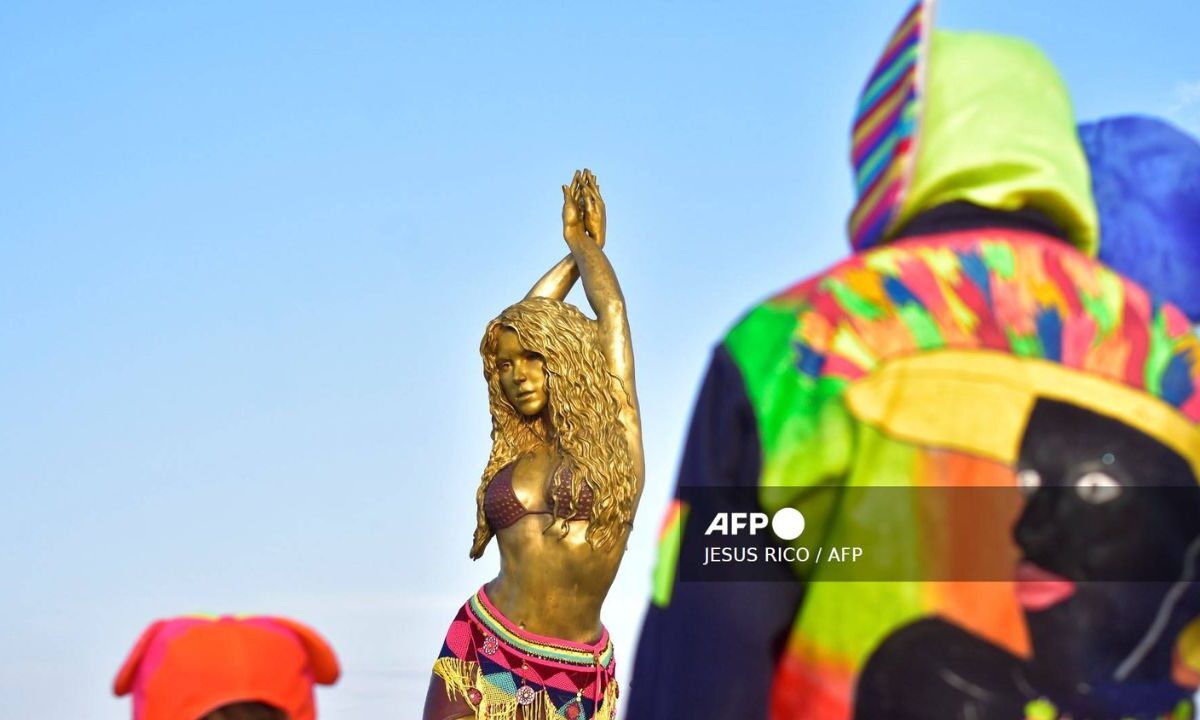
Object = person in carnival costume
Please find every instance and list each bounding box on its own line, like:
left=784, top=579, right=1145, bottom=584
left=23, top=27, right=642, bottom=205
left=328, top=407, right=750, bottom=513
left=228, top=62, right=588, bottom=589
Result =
left=856, top=116, right=1200, bottom=719
left=626, top=3, right=1200, bottom=719
left=423, top=170, right=643, bottom=720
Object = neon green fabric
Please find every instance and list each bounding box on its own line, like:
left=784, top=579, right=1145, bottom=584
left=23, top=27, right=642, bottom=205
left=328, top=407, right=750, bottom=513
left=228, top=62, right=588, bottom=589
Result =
left=894, top=31, right=1099, bottom=255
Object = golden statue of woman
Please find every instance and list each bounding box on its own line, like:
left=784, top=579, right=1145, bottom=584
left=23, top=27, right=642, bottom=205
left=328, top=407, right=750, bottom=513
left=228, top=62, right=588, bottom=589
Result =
left=423, top=170, right=644, bottom=720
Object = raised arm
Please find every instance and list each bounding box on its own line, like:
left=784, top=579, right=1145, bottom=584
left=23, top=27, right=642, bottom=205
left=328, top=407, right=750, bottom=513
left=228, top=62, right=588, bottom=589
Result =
left=524, top=254, right=581, bottom=301
left=561, top=170, right=645, bottom=501
left=526, top=172, right=605, bottom=300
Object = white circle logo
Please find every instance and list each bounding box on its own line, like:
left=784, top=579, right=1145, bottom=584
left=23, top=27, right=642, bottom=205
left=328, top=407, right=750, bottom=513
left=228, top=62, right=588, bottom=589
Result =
left=771, top=507, right=806, bottom=541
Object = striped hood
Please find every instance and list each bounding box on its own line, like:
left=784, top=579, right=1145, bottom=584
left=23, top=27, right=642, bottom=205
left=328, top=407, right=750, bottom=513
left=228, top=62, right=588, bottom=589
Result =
left=848, top=0, right=1099, bottom=256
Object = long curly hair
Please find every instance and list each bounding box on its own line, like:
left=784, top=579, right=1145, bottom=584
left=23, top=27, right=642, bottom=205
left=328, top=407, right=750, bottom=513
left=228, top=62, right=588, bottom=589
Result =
left=470, top=297, right=635, bottom=559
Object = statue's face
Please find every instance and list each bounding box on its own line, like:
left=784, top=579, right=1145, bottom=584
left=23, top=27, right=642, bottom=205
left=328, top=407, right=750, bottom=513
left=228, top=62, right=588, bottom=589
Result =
left=1013, top=399, right=1200, bottom=692
left=495, top=328, right=548, bottom=417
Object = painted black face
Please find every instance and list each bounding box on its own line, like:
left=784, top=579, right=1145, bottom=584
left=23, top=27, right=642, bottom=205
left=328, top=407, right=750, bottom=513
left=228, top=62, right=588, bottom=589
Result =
left=1014, top=399, right=1200, bottom=695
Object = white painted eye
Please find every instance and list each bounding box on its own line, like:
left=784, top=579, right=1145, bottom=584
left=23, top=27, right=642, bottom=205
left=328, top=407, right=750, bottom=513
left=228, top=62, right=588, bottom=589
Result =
left=1016, top=469, right=1042, bottom=496
left=1075, top=471, right=1122, bottom=504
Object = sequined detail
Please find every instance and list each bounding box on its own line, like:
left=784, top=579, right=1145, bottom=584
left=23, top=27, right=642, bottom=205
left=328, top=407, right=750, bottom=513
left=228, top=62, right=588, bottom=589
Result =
left=549, top=466, right=595, bottom=517
left=484, top=462, right=595, bottom=531
left=481, top=635, right=499, bottom=656
left=515, top=685, right=535, bottom=706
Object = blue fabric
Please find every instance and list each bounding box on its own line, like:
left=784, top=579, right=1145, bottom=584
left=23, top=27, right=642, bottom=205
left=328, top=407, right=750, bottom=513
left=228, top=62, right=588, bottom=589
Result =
left=1036, top=307, right=1063, bottom=362
left=1080, top=116, right=1200, bottom=321
left=626, top=345, right=804, bottom=720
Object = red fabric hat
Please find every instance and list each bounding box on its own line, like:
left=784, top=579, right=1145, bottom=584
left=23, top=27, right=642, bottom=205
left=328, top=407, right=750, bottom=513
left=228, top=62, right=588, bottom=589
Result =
left=114, top=616, right=340, bottom=720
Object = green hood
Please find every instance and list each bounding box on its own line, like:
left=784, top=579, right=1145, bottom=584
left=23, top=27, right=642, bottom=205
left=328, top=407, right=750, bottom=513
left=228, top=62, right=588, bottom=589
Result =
left=848, top=4, right=1098, bottom=255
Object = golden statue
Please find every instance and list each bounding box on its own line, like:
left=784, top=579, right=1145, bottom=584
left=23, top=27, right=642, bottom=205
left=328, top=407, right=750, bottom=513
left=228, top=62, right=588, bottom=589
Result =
left=424, top=170, right=643, bottom=720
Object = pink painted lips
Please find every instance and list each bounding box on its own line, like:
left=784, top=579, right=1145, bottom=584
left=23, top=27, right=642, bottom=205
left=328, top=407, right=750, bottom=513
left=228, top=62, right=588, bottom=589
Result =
left=1015, top=561, right=1077, bottom=611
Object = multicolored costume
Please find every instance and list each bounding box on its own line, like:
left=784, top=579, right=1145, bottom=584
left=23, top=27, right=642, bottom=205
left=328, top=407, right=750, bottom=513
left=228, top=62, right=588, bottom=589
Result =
left=627, top=3, right=1200, bottom=719
left=433, top=586, right=618, bottom=720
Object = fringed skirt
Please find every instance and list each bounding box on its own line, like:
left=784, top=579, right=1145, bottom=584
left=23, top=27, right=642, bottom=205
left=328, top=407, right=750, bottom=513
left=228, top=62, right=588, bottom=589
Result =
left=432, top=586, right=619, bottom=720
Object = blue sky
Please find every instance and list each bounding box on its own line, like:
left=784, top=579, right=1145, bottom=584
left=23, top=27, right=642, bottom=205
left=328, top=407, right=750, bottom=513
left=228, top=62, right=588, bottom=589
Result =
left=2, top=1, right=1198, bottom=717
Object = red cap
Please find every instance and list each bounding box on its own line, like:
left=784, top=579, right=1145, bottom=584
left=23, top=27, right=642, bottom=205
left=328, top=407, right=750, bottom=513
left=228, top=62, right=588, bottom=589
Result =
left=114, top=616, right=340, bottom=720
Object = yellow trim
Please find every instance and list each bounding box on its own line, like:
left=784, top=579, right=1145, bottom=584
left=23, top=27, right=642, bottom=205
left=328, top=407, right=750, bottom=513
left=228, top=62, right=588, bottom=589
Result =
left=1177, top=618, right=1200, bottom=675
left=469, top=594, right=612, bottom=666
left=844, top=350, right=1200, bottom=477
